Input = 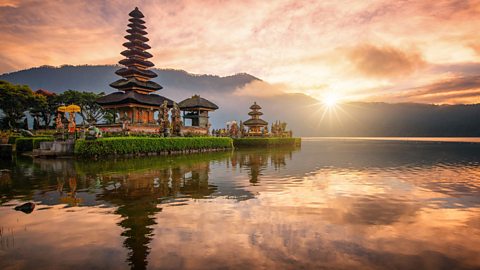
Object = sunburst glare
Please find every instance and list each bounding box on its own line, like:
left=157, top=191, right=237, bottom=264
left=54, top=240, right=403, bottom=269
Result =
left=322, top=93, right=341, bottom=108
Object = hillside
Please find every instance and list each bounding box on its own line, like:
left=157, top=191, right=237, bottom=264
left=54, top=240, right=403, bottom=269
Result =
left=1, top=65, right=480, bottom=136
left=0, top=65, right=259, bottom=94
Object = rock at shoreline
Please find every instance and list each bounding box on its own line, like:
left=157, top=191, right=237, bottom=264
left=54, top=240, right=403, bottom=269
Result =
left=14, top=202, right=36, bottom=214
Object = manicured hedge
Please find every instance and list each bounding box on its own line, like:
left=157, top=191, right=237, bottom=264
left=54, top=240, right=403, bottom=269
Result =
left=7, top=136, right=20, bottom=145
left=75, top=137, right=233, bottom=157
left=233, top=137, right=301, bottom=148
left=16, top=137, right=54, bottom=152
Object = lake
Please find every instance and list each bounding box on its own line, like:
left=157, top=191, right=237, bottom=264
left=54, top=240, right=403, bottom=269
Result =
left=1, top=139, right=480, bottom=269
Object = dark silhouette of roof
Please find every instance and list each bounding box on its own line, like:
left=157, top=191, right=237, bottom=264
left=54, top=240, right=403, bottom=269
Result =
left=244, top=118, right=268, bottom=126
left=248, top=111, right=263, bottom=116
left=109, top=7, right=162, bottom=94
left=250, top=102, right=261, bottom=110
left=129, top=7, right=144, bottom=18
left=97, top=91, right=173, bottom=107
left=115, top=67, right=157, bottom=79
left=110, top=78, right=162, bottom=91
left=178, top=95, right=219, bottom=110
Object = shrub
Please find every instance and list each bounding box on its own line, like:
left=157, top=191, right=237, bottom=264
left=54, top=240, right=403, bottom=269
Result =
left=75, top=137, right=233, bottom=157
left=7, top=135, right=20, bottom=144
left=16, top=137, right=54, bottom=152
left=233, top=137, right=301, bottom=148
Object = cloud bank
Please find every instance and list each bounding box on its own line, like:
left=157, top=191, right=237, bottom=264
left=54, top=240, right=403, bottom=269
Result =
left=1, top=0, right=480, bottom=104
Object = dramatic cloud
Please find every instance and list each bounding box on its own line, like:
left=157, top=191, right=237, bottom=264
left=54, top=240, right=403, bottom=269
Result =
left=234, top=80, right=287, bottom=97
left=382, top=75, right=480, bottom=104
left=347, top=45, right=425, bottom=79
left=0, top=0, right=480, bottom=104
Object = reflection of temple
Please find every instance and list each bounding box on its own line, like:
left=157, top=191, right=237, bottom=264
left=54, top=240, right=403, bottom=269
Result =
left=11, top=148, right=298, bottom=269
left=96, top=160, right=215, bottom=269
left=232, top=148, right=295, bottom=184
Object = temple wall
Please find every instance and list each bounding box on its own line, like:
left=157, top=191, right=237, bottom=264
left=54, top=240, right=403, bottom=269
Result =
left=181, top=126, right=208, bottom=135
left=98, top=124, right=123, bottom=133
left=128, top=125, right=161, bottom=133
left=97, top=124, right=160, bottom=134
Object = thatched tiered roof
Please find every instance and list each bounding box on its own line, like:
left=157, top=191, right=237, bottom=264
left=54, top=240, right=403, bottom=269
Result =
left=178, top=95, right=219, bottom=111
left=96, top=91, right=173, bottom=107
left=244, top=102, right=268, bottom=127
left=109, top=7, right=162, bottom=94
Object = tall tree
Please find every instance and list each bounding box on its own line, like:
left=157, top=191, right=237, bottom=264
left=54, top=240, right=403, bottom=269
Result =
left=29, top=94, right=48, bottom=130
left=0, top=80, right=36, bottom=129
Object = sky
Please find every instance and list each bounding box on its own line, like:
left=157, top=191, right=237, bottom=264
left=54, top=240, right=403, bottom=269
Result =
left=0, top=0, right=480, bottom=104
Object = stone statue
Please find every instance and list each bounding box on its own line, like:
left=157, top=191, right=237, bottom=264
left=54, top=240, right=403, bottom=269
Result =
left=171, top=103, right=183, bottom=136
left=263, top=125, right=269, bottom=136
left=229, top=121, right=238, bottom=137
left=121, top=112, right=130, bottom=131
left=86, top=125, right=102, bottom=140
left=56, top=113, right=64, bottom=130
left=239, top=121, right=245, bottom=137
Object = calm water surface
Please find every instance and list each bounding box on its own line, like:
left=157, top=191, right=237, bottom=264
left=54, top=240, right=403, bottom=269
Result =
left=1, top=140, right=480, bottom=269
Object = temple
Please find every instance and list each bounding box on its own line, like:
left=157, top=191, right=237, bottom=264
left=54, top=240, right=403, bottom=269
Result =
left=179, top=95, right=218, bottom=135
left=243, top=102, right=268, bottom=136
left=97, top=7, right=173, bottom=133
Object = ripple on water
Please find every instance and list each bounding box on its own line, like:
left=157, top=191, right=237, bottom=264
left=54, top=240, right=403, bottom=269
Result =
left=1, top=141, right=480, bottom=269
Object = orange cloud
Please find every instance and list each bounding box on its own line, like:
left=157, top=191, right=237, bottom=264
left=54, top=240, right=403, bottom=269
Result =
left=347, top=44, right=425, bottom=79
left=1, top=0, right=480, bottom=104
left=234, top=80, right=287, bottom=97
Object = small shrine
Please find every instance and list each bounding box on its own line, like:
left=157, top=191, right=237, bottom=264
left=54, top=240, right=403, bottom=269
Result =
left=243, top=102, right=268, bottom=136
left=178, top=95, right=218, bottom=135
left=97, top=7, right=173, bottom=133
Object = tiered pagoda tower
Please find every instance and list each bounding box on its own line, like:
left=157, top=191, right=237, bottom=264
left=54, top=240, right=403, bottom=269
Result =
left=97, top=7, right=173, bottom=128
left=244, top=102, right=268, bottom=136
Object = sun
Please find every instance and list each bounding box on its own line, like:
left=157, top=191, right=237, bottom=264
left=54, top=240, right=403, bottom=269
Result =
left=322, top=93, right=340, bottom=108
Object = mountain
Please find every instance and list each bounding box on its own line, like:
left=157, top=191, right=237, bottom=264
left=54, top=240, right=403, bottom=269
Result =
left=0, top=65, right=259, bottom=94
left=2, top=65, right=480, bottom=136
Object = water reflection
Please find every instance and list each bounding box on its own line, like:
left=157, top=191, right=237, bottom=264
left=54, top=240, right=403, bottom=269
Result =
left=1, top=141, right=480, bottom=269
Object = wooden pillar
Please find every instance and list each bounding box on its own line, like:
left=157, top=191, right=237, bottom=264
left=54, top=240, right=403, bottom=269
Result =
left=127, top=108, right=135, bottom=124
left=149, top=109, right=154, bottom=124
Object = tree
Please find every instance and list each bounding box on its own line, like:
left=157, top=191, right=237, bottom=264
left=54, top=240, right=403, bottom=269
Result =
left=29, top=94, right=48, bottom=130
left=58, top=90, right=106, bottom=124
left=0, top=80, right=36, bottom=129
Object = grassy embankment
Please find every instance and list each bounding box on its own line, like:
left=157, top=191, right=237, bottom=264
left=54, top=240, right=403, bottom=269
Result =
left=75, top=137, right=233, bottom=157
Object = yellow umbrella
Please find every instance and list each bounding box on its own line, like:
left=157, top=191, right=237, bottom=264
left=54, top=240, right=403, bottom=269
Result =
left=57, top=105, right=67, bottom=112
left=66, top=104, right=81, bottom=113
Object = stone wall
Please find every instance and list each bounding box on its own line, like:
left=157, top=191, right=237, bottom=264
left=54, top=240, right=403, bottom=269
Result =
left=181, top=126, right=208, bottom=135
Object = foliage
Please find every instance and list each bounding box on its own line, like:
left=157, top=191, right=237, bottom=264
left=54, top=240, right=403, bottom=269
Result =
left=7, top=136, right=21, bottom=144
left=16, top=137, right=54, bottom=152
left=233, top=137, right=301, bottom=148
left=58, top=90, right=106, bottom=124
left=29, top=93, right=49, bottom=129
left=74, top=151, right=232, bottom=176
left=103, top=110, right=116, bottom=124
left=0, top=80, right=37, bottom=129
left=30, top=92, right=58, bottom=128
left=75, top=137, right=233, bottom=157
left=34, top=129, right=58, bottom=136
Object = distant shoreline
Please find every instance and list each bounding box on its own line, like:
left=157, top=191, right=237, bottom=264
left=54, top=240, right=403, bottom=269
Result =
left=302, top=137, right=480, bottom=143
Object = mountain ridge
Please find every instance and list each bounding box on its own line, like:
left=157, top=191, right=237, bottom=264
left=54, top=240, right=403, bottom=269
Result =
left=1, top=65, right=480, bottom=136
